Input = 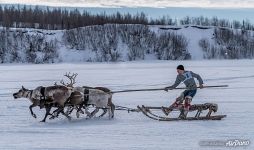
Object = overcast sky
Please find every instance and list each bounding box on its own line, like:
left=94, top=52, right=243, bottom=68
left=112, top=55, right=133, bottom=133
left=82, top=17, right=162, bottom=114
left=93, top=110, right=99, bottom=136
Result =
left=1, top=0, right=254, bottom=8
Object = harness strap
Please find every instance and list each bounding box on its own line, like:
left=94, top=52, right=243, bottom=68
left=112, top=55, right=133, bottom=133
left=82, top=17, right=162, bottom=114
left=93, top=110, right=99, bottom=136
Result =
left=25, top=90, right=33, bottom=98
left=29, top=90, right=33, bottom=98
left=84, top=89, right=89, bottom=105
left=40, top=87, right=46, bottom=100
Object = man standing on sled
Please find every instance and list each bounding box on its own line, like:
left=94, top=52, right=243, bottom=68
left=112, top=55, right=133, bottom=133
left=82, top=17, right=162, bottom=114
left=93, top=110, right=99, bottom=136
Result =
left=163, top=65, right=204, bottom=119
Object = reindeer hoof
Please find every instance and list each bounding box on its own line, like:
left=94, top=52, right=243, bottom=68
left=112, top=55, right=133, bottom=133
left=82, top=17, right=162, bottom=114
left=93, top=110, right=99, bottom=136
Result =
left=76, top=112, right=80, bottom=118
left=40, top=120, right=46, bottom=122
left=49, top=116, right=55, bottom=120
left=79, top=110, right=84, bottom=114
left=32, top=114, right=37, bottom=118
left=85, top=112, right=92, bottom=118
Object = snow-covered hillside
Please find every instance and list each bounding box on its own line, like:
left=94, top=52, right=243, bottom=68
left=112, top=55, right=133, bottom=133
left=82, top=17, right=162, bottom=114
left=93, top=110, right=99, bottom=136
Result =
left=1, top=24, right=254, bottom=63
left=54, top=25, right=212, bottom=60
left=0, top=60, right=253, bottom=149
left=150, top=25, right=214, bottom=59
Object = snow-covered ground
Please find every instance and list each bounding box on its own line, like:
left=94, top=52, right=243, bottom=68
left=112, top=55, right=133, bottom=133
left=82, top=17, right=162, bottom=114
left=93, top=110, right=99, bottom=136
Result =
left=0, top=60, right=253, bottom=150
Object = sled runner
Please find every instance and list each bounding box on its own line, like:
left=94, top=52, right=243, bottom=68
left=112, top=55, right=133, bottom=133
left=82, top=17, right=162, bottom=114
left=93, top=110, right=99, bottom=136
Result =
left=137, top=104, right=226, bottom=121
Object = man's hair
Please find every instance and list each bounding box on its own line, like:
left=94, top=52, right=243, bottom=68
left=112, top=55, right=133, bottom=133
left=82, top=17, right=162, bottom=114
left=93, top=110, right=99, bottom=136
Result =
left=177, top=65, right=184, bottom=70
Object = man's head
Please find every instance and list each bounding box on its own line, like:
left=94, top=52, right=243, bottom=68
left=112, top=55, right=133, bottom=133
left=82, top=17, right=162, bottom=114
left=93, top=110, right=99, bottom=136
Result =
left=176, top=65, right=185, bottom=75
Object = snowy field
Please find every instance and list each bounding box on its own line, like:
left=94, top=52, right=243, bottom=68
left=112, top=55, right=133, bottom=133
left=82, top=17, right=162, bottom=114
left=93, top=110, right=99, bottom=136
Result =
left=0, top=60, right=253, bottom=150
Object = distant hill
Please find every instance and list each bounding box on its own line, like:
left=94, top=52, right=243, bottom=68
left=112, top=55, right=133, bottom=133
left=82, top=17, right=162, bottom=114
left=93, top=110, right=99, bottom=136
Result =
left=0, top=24, right=253, bottom=63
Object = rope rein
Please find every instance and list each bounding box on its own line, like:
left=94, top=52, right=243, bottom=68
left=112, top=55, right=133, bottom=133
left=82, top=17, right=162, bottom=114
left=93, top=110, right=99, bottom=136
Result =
left=111, top=85, right=228, bottom=94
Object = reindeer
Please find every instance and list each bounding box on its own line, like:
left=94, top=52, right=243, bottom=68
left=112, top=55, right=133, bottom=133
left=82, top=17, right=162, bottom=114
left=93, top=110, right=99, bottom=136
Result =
left=50, top=72, right=86, bottom=119
left=81, top=86, right=115, bottom=118
left=13, top=72, right=115, bottom=122
left=13, top=85, right=72, bottom=122
left=58, top=73, right=115, bottom=119
left=71, top=86, right=115, bottom=119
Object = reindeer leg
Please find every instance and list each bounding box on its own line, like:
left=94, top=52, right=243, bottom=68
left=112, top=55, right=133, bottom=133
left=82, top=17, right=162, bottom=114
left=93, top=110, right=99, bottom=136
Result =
left=76, top=101, right=86, bottom=116
left=76, top=104, right=84, bottom=118
left=29, top=103, right=37, bottom=118
left=40, top=104, right=52, bottom=122
left=66, top=106, right=74, bottom=115
left=50, top=107, right=62, bottom=119
left=110, top=103, right=115, bottom=119
left=90, top=107, right=100, bottom=118
left=49, top=106, right=71, bottom=121
left=108, top=97, right=115, bottom=119
left=84, top=106, right=92, bottom=118
left=60, top=109, right=71, bottom=121
left=78, top=106, right=84, bottom=114
left=98, top=108, right=107, bottom=118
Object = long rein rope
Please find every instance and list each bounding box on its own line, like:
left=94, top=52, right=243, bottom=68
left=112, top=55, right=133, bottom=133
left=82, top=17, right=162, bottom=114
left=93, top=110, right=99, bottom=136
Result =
left=110, top=85, right=229, bottom=94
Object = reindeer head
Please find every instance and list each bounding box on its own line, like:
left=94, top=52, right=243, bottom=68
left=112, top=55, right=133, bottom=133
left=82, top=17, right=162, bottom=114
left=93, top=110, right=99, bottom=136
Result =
left=13, top=86, right=30, bottom=99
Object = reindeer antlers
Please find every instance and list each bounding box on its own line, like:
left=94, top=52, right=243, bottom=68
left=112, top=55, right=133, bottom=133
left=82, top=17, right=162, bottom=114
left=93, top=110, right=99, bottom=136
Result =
left=59, top=72, right=78, bottom=87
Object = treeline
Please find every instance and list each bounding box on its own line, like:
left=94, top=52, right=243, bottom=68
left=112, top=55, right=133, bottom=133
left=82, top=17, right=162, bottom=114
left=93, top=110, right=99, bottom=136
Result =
left=63, top=24, right=190, bottom=61
left=199, top=28, right=254, bottom=59
left=0, top=29, right=58, bottom=63
left=0, top=5, right=148, bottom=30
left=0, top=5, right=253, bottom=30
left=179, top=16, right=254, bottom=31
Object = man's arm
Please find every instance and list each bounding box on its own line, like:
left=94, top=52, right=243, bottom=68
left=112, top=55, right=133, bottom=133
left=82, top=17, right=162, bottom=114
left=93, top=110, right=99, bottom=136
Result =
left=165, top=75, right=181, bottom=91
left=191, top=71, right=204, bottom=87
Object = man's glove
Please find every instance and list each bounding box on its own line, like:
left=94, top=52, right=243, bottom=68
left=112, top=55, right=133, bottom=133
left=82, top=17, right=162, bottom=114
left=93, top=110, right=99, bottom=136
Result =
left=164, top=87, right=173, bottom=92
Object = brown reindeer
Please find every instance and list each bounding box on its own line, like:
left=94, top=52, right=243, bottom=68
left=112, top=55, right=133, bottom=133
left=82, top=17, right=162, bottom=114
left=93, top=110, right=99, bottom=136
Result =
left=13, top=85, right=72, bottom=122
left=58, top=73, right=115, bottom=119
left=53, top=72, right=86, bottom=118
